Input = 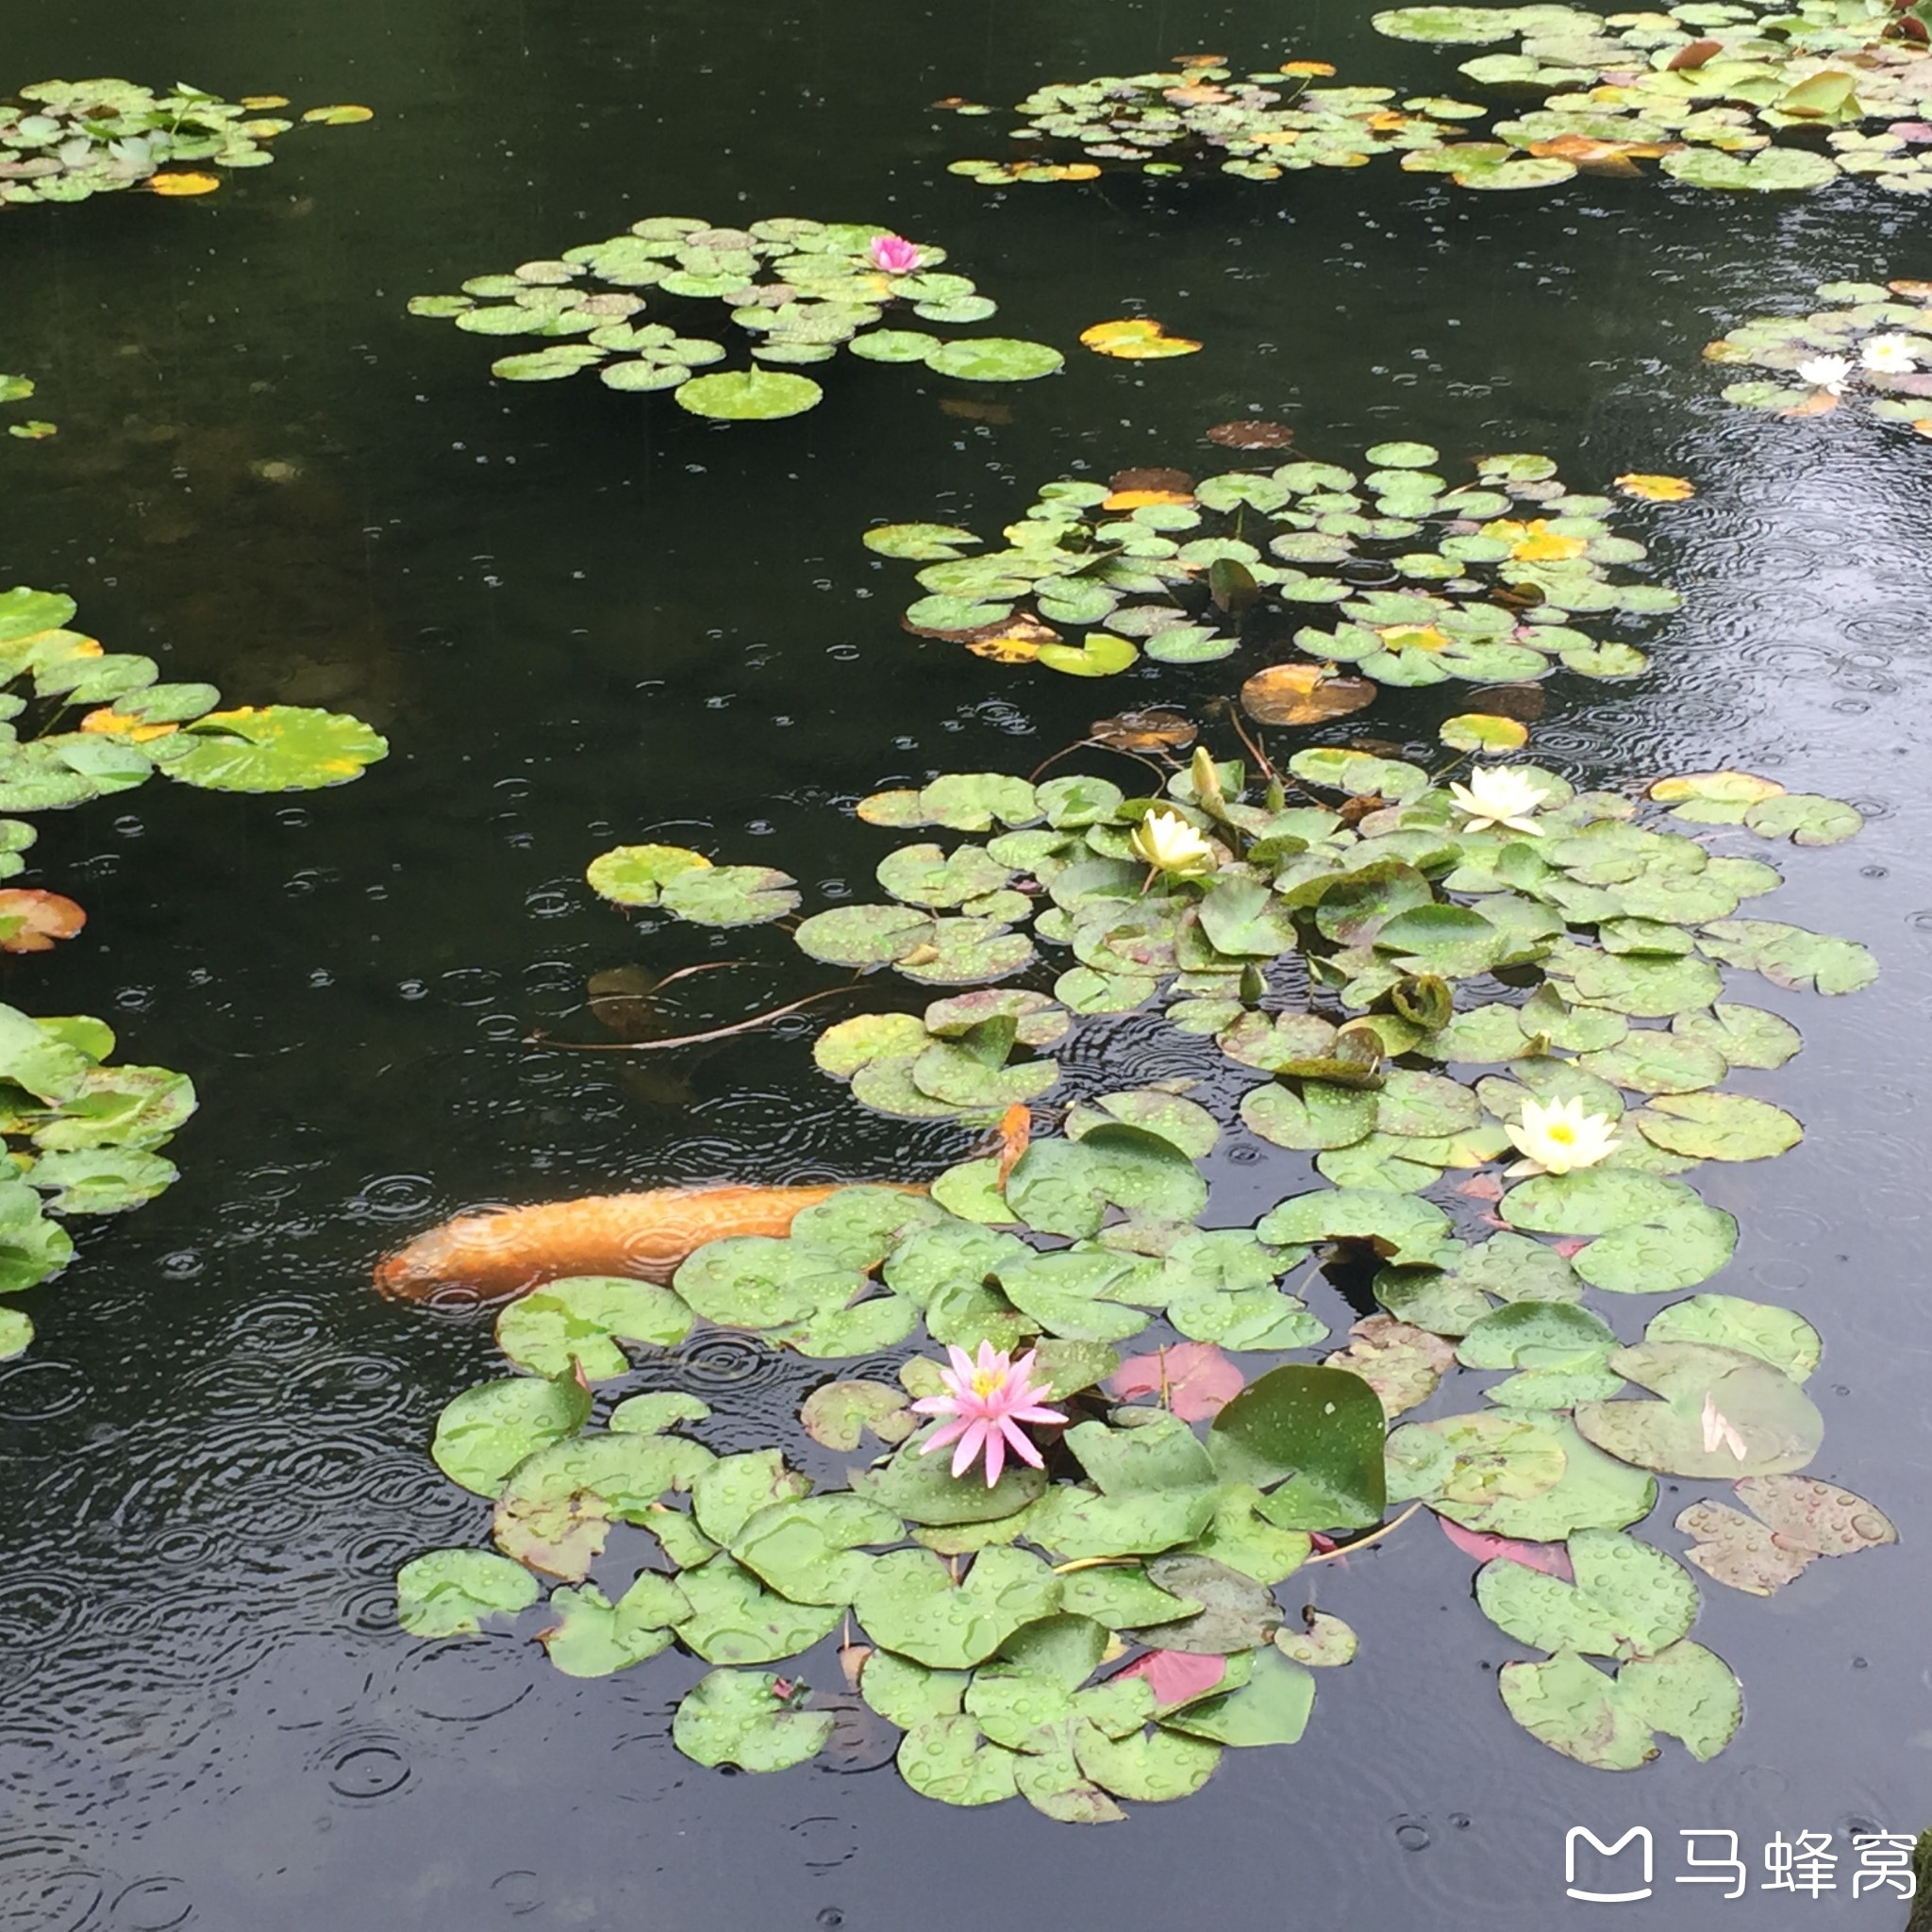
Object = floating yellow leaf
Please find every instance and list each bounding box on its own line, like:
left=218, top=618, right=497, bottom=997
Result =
left=1616, top=473, right=1696, bottom=502
left=1379, top=623, right=1449, bottom=653
left=148, top=172, right=221, bottom=197
left=240, top=93, right=291, bottom=109
left=1241, top=661, right=1377, bottom=725
left=1279, top=59, right=1338, bottom=75
left=1648, top=771, right=1784, bottom=807
left=302, top=104, right=375, bottom=125
left=1490, top=517, right=1588, bottom=561
left=1440, top=712, right=1528, bottom=753
left=1011, top=161, right=1100, bottom=181
left=1080, top=319, right=1203, bottom=360
left=964, top=616, right=1058, bottom=664
left=1089, top=709, right=1197, bottom=752
left=79, top=708, right=177, bottom=744
left=966, top=635, right=1043, bottom=664
left=1889, top=279, right=1932, bottom=301
left=1103, top=487, right=1194, bottom=509
left=1783, top=390, right=1839, bottom=418
left=1249, top=128, right=1303, bottom=146
left=241, top=118, right=293, bottom=138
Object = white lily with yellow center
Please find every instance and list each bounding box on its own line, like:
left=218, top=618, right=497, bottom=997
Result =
left=1130, top=808, right=1217, bottom=877
left=1797, top=354, right=1853, bottom=395
left=1506, top=1093, right=1621, bottom=1177
left=1448, top=764, right=1551, bottom=838
left=1861, top=334, right=1918, bottom=376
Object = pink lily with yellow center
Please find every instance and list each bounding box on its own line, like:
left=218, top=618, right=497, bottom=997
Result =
left=912, top=1341, right=1066, bottom=1486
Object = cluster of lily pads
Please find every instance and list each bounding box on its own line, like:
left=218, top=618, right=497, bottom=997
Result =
left=0, top=586, right=386, bottom=1360
left=942, top=0, right=1932, bottom=196
left=0, top=78, right=369, bottom=206
left=0, top=999, right=198, bottom=1363
left=0, top=370, right=51, bottom=442
left=387, top=743, right=1894, bottom=1796
left=407, top=217, right=1064, bottom=421
left=864, top=442, right=1677, bottom=684
left=943, top=54, right=1494, bottom=187
left=1707, top=274, right=1932, bottom=426
left=1375, top=0, right=1932, bottom=192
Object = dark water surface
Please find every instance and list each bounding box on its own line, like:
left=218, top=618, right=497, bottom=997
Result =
left=2, top=0, right=1930, bottom=1925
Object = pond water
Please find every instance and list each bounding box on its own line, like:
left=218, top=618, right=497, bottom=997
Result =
left=2, top=0, right=1929, bottom=1924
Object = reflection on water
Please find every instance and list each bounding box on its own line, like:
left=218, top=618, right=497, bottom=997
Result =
left=2, top=0, right=1930, bottom=1924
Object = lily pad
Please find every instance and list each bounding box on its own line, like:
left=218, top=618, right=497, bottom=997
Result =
left=395, top=1548, right=541, bottom=1638
left=150, top=706, right=387, bottom=791
left=675, top=369, right=823, bottom=418
left=1574, top=1341, right=1824, bottom=1477
left=674, top=1669, right=835, bottom=1771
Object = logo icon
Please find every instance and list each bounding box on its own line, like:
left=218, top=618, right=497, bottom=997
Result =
left=1566, top=1827, right=1655, bottom=1904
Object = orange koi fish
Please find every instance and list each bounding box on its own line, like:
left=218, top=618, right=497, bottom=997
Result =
left=375, top=1182, right=924, bottom=1304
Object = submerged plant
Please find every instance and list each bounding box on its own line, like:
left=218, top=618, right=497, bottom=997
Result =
left=864, top=441, right=1677, bottom=682
left=392, top=737, right=1890, bottom=1806
left=408, top=216, right=1064, bottom=419
left=1710, top=275, right=1932, bottom=428
left=0, top=78, right=368, bottom=206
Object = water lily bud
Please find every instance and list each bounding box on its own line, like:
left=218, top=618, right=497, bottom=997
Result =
left=1190, top=746, right=1226, bottom=810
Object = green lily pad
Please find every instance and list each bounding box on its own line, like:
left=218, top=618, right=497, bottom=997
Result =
left=149, top=706, right=387, bottom=791
left=539, top=1574, right=688, bottom=1676
left=395, top=1550, right=541, bottom=1639
left=674, top=1669, right=835, bottom=1771
left=1477, top=1529, right=1699, bottom=1659
left=429, top=1373, right=592, bottom=1496
left=1661, top=146, right=1839, bottom=191
left=897, top=1714, right=1021, bottom=1805
left=585, top=842, right=713, bottom=905
left=675, top=1555, right=844, bottom=1663
left=1005, top=1128, right=1208, bottom=1238
left=1209, top=1365, right=1388, bottom=1528
left=924, top=337, right=1065, bottom=381
left=674, top=1236, right=867, bottom=1329
left=731, top=1493, right=905, bottom=1605
left=1159, top=1649, right=1315, bottom=1747
left=1697, top=919, right=1876, bottom=995
left=1502, top=1169, right=1737, bottom=1294
left=1256, top=1187, right=1451, bottom=1267
left=1574, top=1341, right=1824, bottom=1477
left=675, top=369, right=823, bottom=418
left=1644, top=1295, right=1819, bottom=1381
left=495, top=1275, right=692, bottom=1378
left=1630, top=1091, right=1803, bottom=1161
left=658, top=863, right=800, bottom=925
left=800, top=1377, right=917, bottom=1450
left=1671, top=1003, right=1802, bottom=1071
left=854, top=1546, right=1061, bottom=1668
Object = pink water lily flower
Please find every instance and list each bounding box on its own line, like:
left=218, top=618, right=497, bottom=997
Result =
left=868, top=232, right=922, bottom=275
left=912, top=1341, right=1065, bottom=1486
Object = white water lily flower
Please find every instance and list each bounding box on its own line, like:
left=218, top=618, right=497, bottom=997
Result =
left=1797, top=354, right=1854, bottom=395
left=1700, top=1391, right=1749, bottom=1462
left=1448, top=764, right=1551, bottom=837
left=1861, top=333, right=1918, bottom=375
left=1129, top=808, right=1216, bottom=877
left=1505, top=1094, right=1621, bottom=1176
